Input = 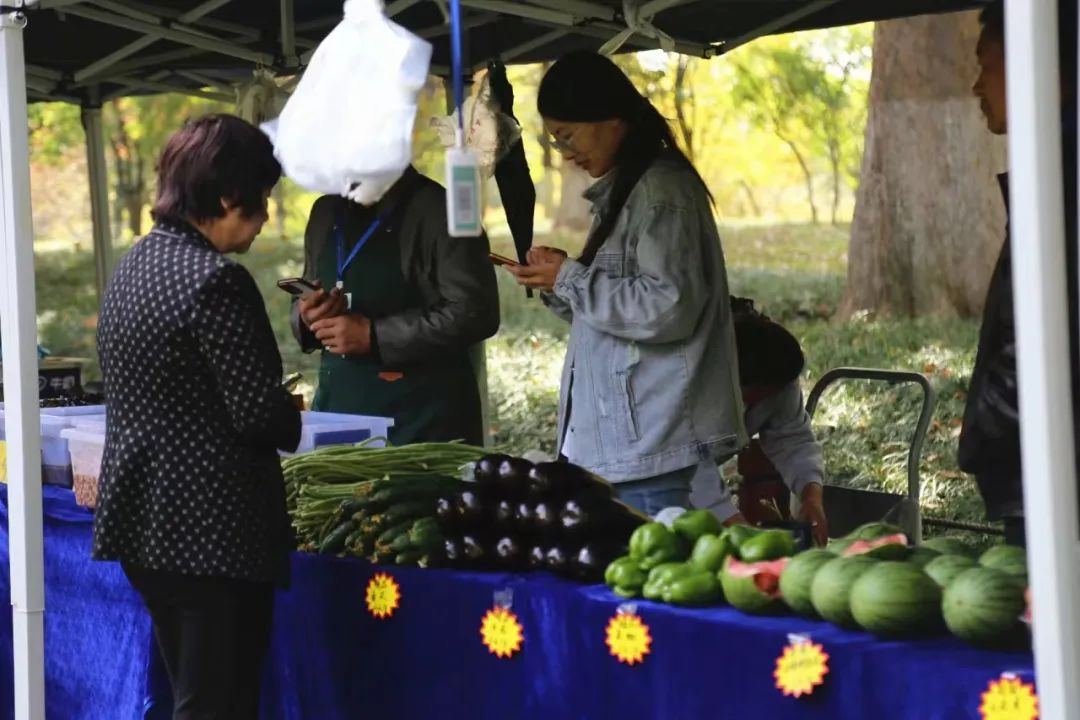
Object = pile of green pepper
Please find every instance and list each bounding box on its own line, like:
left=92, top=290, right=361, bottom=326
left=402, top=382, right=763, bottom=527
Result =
left=604, top=511, right=797, bottom=607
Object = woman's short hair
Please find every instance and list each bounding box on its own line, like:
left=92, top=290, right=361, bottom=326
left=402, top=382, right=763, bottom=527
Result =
left=152, top=113, right=281, bottom=223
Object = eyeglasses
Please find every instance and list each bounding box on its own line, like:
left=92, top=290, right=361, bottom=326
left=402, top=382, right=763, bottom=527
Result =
left=549, top=131, right=577, bottom=154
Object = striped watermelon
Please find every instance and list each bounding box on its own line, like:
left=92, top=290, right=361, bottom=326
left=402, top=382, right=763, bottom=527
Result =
left=779, top=549, right=836, bottom=618
left=720, top=556, right=790, bottom=615
left=923, top=554, right=977, bottom=588
left=921, top=537, right=976, bottom=558
left=810, top=556, right=877, bottom=629
left=943, top=566, right=1028, bottom=649
left=979, top=545, right=1028, bottom=582
left=907, top=547, right=942, bottom=568
left=843, top=533, right=909, bottom=560
left=849, top=562, right=943, bottom=638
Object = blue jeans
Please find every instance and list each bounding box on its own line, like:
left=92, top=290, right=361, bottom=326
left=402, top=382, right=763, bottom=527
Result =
left=616, top=465, right=697, bottom=516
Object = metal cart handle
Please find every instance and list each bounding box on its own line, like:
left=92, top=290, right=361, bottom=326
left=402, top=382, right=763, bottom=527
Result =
left=805, top=367, right=937, bottom=541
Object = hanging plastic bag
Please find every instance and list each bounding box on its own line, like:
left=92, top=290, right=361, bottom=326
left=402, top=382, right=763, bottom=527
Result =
left=430, top=71, right=522, bottom=179
left=266, top=0, right=432, bottom=205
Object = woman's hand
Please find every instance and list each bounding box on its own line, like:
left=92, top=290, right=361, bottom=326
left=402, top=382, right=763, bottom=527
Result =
left=797, top=483, right=829, bottom=546
left=508, top=246, right=568, bottom=292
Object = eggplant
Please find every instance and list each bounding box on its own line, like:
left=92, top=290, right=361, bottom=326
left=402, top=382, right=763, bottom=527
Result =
left=532, top=500, right=558, bottom=536
left=454, top=488, right=487, bottom=527
left=527, top=545, right=548, bottom=571
left=474, top=454, right=510, bottom=489
left=515, top=502, right=536, bottom=534
left=461, top=534, right=488, bottom=568
left=559, top=496, right=649, bottom=541
left=435, top=496, right=458, bottom=530
left=493, top=499, right=517, bottom=531
left=570, top=542, right=626, bottom=583
left=495, top=536, right=526, bottom=570
left=496, top=457, right=533, bottom=498
left=545, top=545, right=570, bottom=575
left=533, top=461, right=614, bottom=500
left=443, top=538, right=464, bottom=567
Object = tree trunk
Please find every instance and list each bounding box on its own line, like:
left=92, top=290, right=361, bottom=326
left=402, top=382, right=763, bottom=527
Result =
left=828, top=141, right=842, bottom=225
left=842, top=12, right=1007, bottom=318
left=555, top=160, right=593, bottom=232
left=783, top=135, right=819, bottom=224
left=739, top=180, right=763, bottom=217
left=674, top=56, right=695, bottom=161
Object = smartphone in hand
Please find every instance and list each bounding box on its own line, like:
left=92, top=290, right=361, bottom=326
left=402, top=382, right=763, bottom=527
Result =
left=489, top=252, right=520, bottom=267
left=276, top=277, right=320, bottom=298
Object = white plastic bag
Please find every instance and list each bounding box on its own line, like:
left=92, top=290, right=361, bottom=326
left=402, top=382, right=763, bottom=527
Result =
left=266, top=0, right=432, bottom=205
left=430, top=72, right=522, bottom=178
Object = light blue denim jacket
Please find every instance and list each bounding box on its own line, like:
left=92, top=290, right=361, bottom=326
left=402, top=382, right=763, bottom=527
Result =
left=545, top=152, right=747, bottom=482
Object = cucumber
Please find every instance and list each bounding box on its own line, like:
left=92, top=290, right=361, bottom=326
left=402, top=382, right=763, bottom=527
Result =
left=319, top=520, right=356, bottom=555
left=383, top=498, right=438, bottom=525
left=376, top=519, right=416, bottom=548
left=396, top=549, right=424, bottom=566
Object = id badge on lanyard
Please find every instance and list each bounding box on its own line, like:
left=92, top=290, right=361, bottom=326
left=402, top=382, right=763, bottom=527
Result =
left=336, top=208, right=387, bottom=310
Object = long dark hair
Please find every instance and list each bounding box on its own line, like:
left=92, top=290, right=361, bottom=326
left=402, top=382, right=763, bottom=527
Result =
left=538, top=51, right=711, bottom=266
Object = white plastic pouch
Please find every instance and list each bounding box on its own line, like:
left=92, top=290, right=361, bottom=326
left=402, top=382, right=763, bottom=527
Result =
left=266, top=0, right=433, bottom=205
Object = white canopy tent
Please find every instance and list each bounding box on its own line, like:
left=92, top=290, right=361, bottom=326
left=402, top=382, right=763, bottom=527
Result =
left=2, top=0, right=1077, bottom=718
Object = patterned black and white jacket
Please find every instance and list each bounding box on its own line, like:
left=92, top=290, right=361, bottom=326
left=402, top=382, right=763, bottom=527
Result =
left=93, top=219, right=301, bottom=586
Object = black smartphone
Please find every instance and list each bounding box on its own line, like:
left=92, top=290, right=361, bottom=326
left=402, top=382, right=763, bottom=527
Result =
left=489, top=252, right=520, bottom=267
left=276, top=277, right=320, bottom=298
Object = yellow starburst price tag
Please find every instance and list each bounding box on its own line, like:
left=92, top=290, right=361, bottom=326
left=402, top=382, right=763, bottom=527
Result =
left=605, top=610, right=652, bottom=666
left=980, top=675, right=1038, bottom=720
left=365, top=572, right=400, bottom=619
left=774, top=637, right=829, bottom=698
left=480, top=606, right=524, bottom=659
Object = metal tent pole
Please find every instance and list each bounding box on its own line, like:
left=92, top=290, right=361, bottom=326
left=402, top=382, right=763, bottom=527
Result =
left=1005, top=1, right=1080, bottom=717
left=0, top=7, right=46, bottom=720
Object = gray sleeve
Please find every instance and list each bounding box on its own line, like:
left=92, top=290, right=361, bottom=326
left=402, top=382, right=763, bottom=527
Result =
left=753, top=381, right=825, bottom=497
left=551, top=202, right=708, bottom=344
left=373, top=191, right=500, bottom=366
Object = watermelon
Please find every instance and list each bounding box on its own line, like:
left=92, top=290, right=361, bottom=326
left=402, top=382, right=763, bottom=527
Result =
left=842, top=533, right=910, bottom=560
left=810, top=556, right=878, bottom=629
left=907, top=547, right=942, bottom=568
left=921, top=537, right=976, bottom=558
left=849, top=562, right=944, bottom=638
left=979, top=545, right=1028, bottom=581
left=923, top=554, right=978, bottom=588
left=720, top=556, right=790, bottom=615
left=779, top=549, right=836, bottom=618
left=826, top=537, right=855, bottom=555
left=943, top=566, right=1028, bottom=649
left=849, top=522, right=904, bottom=540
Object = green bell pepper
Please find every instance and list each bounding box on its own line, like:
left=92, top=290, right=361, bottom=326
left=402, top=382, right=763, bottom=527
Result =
left=604, top=556, right=648, bottom=598
left=642, top=562, right=696, bottom=601
left=738, top=528, right=797, bottom=562
left=725, top=524, right=762, bottom=551
left=689, top=533, right=735, bottom=574
left=672, top=509, right=724, bottom=544
left=629, top=522, right=685, bottom=570
left=663, top=570, right=723, bottom=606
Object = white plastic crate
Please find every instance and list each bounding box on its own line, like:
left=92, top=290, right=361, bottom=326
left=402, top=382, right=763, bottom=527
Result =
left=292, top=411, right=395, bottom=455
left=0, top=410, right=92, bottom=487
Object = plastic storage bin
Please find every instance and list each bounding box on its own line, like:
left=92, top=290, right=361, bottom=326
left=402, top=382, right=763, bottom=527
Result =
left=0, top=410, right=93, bottom=487
left=292, top=411, right=395, bottom=455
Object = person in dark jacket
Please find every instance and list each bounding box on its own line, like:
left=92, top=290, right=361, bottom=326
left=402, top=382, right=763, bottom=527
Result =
left=291, top=167, right=499, bottom=446
left=961, top=0, right=1078, bottom=546
left=93, top=114, right=301, bottom=719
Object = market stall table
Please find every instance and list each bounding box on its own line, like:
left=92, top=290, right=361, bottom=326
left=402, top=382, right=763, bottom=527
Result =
left=0, top=486, right=1036, bottom=720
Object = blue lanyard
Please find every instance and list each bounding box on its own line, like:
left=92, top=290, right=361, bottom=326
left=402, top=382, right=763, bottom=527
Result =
left=335, top=209, right=387, bottom=288
left=450, top=0, right=464, bottom=140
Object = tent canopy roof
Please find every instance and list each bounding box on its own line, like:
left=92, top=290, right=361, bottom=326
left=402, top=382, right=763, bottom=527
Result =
left=23, top=0, right=984, bottom=106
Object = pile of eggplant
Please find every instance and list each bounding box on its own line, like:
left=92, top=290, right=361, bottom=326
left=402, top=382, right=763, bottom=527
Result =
left=435, top=455, right=649, bottom=582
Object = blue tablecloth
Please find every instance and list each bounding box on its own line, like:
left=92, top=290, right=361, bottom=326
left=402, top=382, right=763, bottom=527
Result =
left=1, top=486, right=1037, bottom=720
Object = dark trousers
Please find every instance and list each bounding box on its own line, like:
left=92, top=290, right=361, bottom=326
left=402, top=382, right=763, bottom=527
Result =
left=1004, top=516, right=1027, bottom=547
left=123, top=563, right=275, bottom=720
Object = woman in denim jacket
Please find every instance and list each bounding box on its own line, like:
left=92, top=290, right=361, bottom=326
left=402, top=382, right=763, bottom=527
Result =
left=510, top=51, right=747, bottom=516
